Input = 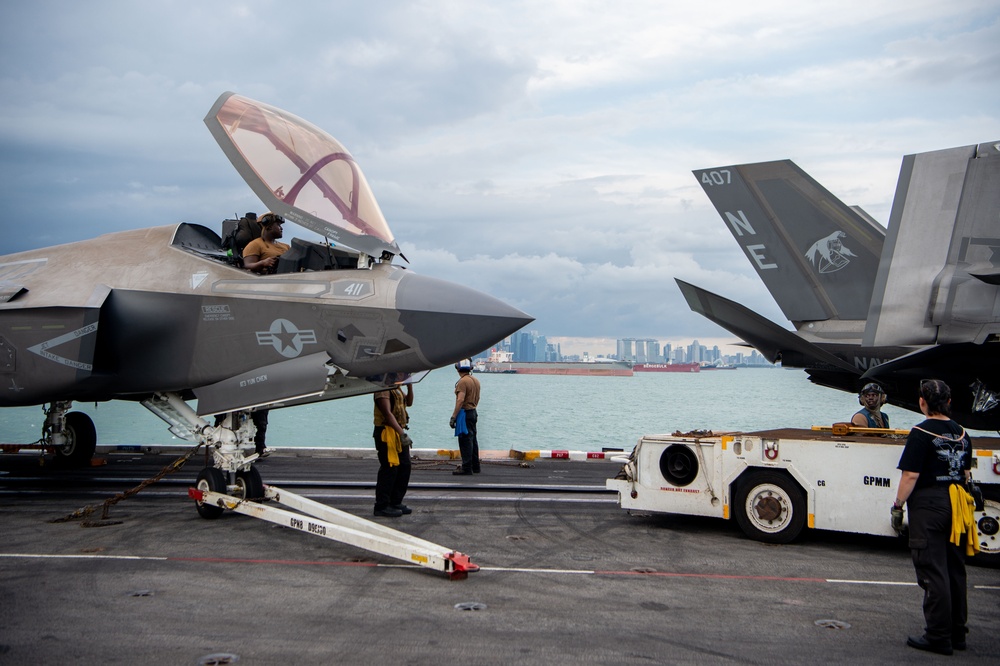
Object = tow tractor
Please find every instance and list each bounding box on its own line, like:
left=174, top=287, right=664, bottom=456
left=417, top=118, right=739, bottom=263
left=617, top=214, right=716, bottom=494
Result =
left=607, top=425, right=1000, bottom=565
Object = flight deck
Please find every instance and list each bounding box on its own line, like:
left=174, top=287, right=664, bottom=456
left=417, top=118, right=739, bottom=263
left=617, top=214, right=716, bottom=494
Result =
left=1, top=448, right=998, bottom=664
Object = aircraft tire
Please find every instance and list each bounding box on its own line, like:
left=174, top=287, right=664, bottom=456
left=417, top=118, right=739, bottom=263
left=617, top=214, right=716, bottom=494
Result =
left=195, top=467, right=227, bottom=519
left=54, top=412, right=97, bottom=467
left=969, top=487, right=1000, bottom=569
left=734, top=470, right=806, bottom=544
left=235, top=467, right=264, bottom=501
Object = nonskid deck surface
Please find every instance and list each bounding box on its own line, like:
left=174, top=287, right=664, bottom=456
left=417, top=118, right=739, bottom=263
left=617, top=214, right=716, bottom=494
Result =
left=2, top=450, right=998, bottom=664
left=0, top=447, right=619, bottom=493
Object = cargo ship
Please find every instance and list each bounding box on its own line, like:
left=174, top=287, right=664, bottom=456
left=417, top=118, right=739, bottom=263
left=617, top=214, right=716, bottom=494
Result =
left=474, top=350, right=633, bottom=376
left=632, top=362, right=701, bottom=373
left=502, top=361, right=633, bottom=376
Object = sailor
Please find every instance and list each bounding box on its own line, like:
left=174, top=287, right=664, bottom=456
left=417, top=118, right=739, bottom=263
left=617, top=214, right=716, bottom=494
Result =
left=893, top=379, right=975, bottom=655
left=372, top=374, right=414, bottom=518
left=450, top=359, right=481, bottom=475
left=852, top=382, right=889, bottom=428
left=242, top=212, right=289, bottom=273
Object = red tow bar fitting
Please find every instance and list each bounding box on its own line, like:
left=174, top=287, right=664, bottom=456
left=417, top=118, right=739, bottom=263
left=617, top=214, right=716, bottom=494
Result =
left=187, top=487, right=204, bottom=501
left=446, top=551, right=480, bottom=580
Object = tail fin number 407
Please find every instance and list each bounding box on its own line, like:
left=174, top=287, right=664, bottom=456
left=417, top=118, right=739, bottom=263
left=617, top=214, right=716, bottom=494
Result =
left=701, top=170, right=732, bottom=186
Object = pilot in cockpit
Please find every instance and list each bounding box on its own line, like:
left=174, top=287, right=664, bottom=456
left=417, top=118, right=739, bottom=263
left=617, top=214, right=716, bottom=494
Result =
left=242, top=212, right=290, bottom=273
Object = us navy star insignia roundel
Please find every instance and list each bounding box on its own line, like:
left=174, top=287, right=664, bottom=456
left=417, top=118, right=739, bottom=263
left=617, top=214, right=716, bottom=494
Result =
left=255, top=319, right=318, bottom=358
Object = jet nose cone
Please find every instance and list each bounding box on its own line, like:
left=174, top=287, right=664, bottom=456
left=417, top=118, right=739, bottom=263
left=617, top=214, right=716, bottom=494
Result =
left=395, top=271, right=533, bottom=367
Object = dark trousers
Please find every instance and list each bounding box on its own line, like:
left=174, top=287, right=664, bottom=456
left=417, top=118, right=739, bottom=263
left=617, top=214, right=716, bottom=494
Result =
left=373, top=426, right=411, bottom=510
left=907, top=486, right=968, bottom=642
left=252, top=410, right=268, bottom=451
left=457, top=409, right=480, bottom=472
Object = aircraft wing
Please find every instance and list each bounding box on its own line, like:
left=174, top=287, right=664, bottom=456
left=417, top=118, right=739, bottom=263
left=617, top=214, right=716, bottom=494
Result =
left=693, top=161, right=885, bottom=327
left=862, top=342, right=1000, bottom=431
left=205, top=92, right=401, bottom=259
left=675, top=279, right=857, bottom=374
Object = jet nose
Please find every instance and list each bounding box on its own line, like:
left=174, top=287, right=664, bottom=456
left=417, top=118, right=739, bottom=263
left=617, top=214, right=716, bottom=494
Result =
left=394, top=271, right=533, bottom=367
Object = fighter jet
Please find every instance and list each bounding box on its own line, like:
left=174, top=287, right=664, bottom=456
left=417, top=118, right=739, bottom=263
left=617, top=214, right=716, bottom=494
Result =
left=681, top=141, right=1000, bottom=430
left=0, top=92, right=532, bottom=500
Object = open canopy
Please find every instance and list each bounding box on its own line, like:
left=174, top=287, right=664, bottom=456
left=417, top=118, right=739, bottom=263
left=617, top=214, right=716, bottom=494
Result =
left=205, top=92, right=400, bottom=258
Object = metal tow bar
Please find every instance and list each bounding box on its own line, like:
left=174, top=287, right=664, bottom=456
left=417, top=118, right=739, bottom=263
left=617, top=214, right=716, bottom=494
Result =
left=187, top=484, right=480, bottom=580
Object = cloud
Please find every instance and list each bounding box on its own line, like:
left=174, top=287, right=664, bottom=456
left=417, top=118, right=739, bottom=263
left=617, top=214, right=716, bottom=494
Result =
left=1, top=0, right=997, bottom=353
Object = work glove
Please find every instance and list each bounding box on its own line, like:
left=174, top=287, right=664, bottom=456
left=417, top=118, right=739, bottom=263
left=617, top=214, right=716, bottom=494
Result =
left=400, top=433, right=413, bottom=448
left=890, top=505, right=904, bottom=535
left=968, top=480, right=984, bottom=511
left=449, top=417, right=457, bottom=429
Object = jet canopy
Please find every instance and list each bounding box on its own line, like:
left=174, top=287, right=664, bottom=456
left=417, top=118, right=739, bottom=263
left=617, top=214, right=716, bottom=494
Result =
left=205, top=92, right=400, bottom=259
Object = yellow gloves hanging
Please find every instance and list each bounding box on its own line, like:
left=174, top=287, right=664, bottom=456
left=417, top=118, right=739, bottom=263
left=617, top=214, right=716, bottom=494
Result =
left=949, top=484, right=980, bottom=556
left=382, top=427, right=402, bottom=467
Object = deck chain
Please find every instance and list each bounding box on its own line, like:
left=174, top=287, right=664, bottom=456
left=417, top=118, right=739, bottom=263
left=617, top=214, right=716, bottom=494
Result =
left=50, top=442, right=205, bottom=525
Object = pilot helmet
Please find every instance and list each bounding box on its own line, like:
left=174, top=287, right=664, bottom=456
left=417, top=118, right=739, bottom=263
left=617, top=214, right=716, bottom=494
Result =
left=859, top=382, right=887, bottom=406
left=455, top=359, right=473, bottom=371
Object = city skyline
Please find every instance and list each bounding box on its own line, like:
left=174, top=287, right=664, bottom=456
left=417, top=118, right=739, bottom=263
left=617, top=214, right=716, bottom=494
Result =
left=545, top=334, right=754, bottom=360
left=491, top=331, right=770, bottom=366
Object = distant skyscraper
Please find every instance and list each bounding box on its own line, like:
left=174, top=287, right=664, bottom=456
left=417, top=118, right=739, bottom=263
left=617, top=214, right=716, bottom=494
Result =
left=512, top=331, right=536, bottom=362
left=616, top=338, right=635, bottom=362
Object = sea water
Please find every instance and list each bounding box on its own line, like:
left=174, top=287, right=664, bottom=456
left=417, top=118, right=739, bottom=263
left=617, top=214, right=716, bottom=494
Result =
left=0, top=369, right=988, bottom=452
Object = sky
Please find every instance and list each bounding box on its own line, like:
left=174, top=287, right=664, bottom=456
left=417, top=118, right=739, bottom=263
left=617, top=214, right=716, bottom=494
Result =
left=1, top=1, right=998, bottom=357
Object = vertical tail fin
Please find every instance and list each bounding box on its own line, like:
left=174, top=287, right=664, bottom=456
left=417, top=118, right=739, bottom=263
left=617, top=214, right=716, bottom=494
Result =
left=865, top=141, right=1000, bottom=347
left=694, top=161, right=885, bottom=329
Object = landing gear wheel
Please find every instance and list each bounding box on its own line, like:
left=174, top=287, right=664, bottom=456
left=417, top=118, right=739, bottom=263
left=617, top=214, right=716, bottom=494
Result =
left=734, top=471, right=806, bottom=544
left=195, top=467, right=227, bottom=519
left=54, top=412, right=97, bottom=467
left=235, top=467, right=264, bottom=501
left=970, top=488, right=1000, bottom=568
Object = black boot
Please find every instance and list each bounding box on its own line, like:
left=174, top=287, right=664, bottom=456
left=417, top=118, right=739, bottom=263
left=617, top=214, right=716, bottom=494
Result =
left=906, top=635, right=953, bottom=656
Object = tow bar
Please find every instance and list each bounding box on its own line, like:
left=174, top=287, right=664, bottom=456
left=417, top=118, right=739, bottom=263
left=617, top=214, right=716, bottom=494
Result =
left=188, top=484, right=479, bottom=580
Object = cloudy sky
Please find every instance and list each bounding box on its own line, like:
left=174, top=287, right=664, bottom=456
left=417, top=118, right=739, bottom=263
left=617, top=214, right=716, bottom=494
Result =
left=2, top=1, right=998, bottom=356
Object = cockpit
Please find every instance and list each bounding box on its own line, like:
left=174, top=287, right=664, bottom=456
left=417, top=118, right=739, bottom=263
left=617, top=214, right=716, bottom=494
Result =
left=175, top=92, right=404, bottom=275
left=170, top=221, right=362, bottom=273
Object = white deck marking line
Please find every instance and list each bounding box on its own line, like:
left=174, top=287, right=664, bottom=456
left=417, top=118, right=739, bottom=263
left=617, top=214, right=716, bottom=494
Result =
left=2, top=554, right=997, bottom=590
left=826, top=579, right=916, bottom=586
left=1, top=553, right=168, bottom=561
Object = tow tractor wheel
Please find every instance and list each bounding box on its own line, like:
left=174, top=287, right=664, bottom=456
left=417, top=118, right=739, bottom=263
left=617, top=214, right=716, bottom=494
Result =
left=54, top=412, right=97, bottom=467
left=235, top=467, right=264, bottom=501
left=195, top=467, right=227, bottom=519
left=734, top=470, right=806, bottom=544
left=970, top=488, right=1000, bottom=568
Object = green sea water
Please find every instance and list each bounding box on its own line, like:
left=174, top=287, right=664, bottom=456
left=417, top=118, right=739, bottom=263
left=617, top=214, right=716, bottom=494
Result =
left=5, top=368, right=977, bottom=453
